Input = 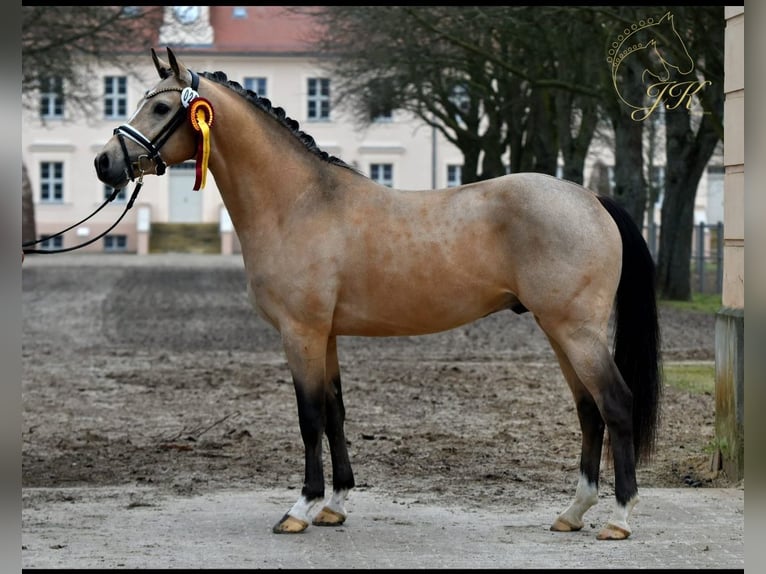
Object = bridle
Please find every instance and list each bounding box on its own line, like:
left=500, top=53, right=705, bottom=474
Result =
left=113, top=70, right=201, bottom=180
left=22, top=71, right=202, bottom=256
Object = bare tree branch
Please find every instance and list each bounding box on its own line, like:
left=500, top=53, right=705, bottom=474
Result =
left=22, top=6, right=163, bottom=120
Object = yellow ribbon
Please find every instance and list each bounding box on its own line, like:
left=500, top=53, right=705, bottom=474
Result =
left=188, top=98, right=214, bottom=190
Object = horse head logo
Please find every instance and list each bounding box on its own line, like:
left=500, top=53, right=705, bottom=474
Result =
left=608, top=12, right=700, bottom=121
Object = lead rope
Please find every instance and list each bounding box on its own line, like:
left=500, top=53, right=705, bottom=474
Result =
left=22, top=176, right=144, bottom=255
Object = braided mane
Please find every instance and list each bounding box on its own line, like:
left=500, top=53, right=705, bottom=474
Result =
left=200, top=70, right=356, bottom=172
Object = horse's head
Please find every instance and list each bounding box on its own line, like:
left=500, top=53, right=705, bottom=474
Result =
left=94, top=47, right=203, bottom=190
left=651, top=12, right=695, bottom=77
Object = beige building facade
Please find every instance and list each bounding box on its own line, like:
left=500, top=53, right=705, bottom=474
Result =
left=714, top=5, right=744, bottom=482
left=22, top=6, right=722, bottom=256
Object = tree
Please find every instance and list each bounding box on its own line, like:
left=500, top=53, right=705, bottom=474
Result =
left=21, top=6, right=163, bottom=244
left=22, top=163, right=35, bottom=245
left=297, top=6, right=604, bottom=185
left=303, top=6, right=724, bottom=301
left=654, top=6, right=724, bottom=300
left=595, top=6, right=725, bottom=299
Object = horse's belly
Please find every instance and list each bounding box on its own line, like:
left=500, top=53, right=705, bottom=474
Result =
left=331, top=282, right=515, bottom=337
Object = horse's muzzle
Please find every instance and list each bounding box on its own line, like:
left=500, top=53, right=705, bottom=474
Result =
left=94, top=150, right=129, bottom=190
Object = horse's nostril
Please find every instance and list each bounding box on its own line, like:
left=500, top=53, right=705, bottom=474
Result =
left=95, top=152, right=109, bottom=176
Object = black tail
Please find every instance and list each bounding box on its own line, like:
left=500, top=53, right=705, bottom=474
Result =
left=597, top=195, right=663, bottom=465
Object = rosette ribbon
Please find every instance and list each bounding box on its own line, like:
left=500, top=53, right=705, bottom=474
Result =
left=181, top=87, right=215, bottom=191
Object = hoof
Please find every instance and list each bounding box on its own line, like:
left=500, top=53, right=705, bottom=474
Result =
left=272, top=513, right=309, bottom=534
left=550, top=517, right=583, bottom=532
left=596, top=523, right=631, bottom=540
left=312, top=506, right=346, bottom=527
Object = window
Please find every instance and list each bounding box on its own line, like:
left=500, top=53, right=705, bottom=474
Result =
left=40, top=76, right=64, bottom=119
left=232, top=6, right=248, bottom=19
left=648, top=165, right=666, bottom=206
left=372, top=108, right=393, bottom=123
left=104, top=184, right=126, bottom=202
left=307, top=78, right=330, bottom=120
left=370, top=163, right=393, bottom=187
left=449, top=83, right=470, bottom=127
left=367, top=78, right=394, bottom=122
left=104, top=235, right=128, bottom=252
left=447, top=164, right=462, bottom=188
left=244, top=76, right=268, bottom=98
left=104, top=76, right=128, bottom=119
left=38, top=235, right=63, bottom=250
left=649, top=165, right=666, bottom=191
left=449, top=84, right=470, bottom=113
left=40, top=162, right=64, bottom=203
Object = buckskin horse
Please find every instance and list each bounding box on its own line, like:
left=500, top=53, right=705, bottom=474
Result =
left=94, top=48, right=661, bottom=540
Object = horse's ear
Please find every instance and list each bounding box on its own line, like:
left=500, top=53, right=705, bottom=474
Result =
left=165, top=47, right=194, bottom=85
left=151, top=48, right=171, bottom=80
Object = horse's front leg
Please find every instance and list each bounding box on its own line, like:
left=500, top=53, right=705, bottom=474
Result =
left=312, top=336, right=355, bottom=527
left=272, top=325, right=329, bottom=534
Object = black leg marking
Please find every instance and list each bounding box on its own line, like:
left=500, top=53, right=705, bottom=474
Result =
left=293, top=380, right=326, bottom=501
left=599, top=365, right=638, bottom=506
left=575, top=395, right=605, bottom=486
left=325, top=375, right=355, bottom=492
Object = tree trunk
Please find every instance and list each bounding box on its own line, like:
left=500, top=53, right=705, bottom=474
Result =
left=458, top=137, right=482, bottom=184
left=656, top=106, right=722, bottom=300
left=479, top=125, right=508, bottom=180
left=529, top=89, right=558, bottom=176
left=558, top=96, right=598, bottom=185
left=610, top=60, right=647, bottom=228
left=22, top=161, right=36, bottom=245
left=656, top=116, right=696, bottom=300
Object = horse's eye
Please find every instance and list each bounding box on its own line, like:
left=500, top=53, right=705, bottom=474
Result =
left=154, top=102, right=171, bottom=115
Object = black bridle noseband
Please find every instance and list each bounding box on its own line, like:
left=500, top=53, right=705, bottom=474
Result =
left=23, top=71, right=200, bottom=256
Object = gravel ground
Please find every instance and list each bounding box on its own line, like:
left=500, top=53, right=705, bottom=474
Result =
left=21, top=253, right=743, bottom=569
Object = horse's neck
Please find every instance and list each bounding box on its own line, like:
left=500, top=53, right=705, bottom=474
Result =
left=206, top=93, right=327, bottom=235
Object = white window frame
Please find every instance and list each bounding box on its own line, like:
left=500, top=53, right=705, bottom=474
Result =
left=307, top=77, right=331, bottom=121
left=104, top=76, right=128, bottom=120
left=447, top=164, right=462, bottom=187
left=40, top=161, right=64, bottom=203
left=104, top=234, right=128, bottom=252
left=40, top=76, right=64, bottom=119
left=372, top=107, right=393, bottom=123
left=104, top=184, right=127, bottom=202
left=370, top=163, right=393, bottom=187
left=449, top=83, right=470, bottom=127
left=39, top=235, right=63, bottom=250
left=244, top=76, right=268, bottom=99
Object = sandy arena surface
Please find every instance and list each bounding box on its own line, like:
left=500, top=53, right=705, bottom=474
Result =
left=21, top=254, right=744, bottom=569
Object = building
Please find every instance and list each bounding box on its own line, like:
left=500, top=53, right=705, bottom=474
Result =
left=714, top=5, right=744, bottom=482
left=22, top=6, right=722, bottom=255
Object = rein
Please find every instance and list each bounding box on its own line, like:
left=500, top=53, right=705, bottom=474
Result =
left=22, top=180, right=144, bottom=255
left=23, top=70, right=211, bottom=256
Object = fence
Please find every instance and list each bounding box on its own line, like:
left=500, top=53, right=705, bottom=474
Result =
left=644, top=221, right=724, bottom=295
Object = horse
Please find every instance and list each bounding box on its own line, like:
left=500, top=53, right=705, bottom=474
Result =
left=94, top=47, right=662, bottom=540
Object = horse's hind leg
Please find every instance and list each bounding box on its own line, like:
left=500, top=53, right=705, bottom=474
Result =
left=313, top=336, right=355, bottom=527
left=541, top=319, right=638, bottom=540
left=546, top=337, right=604, bottom=533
